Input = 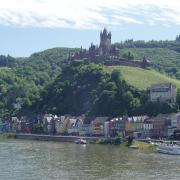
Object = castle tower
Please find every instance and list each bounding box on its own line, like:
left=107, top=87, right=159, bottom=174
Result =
left=99, top=28, right=111, bottom=55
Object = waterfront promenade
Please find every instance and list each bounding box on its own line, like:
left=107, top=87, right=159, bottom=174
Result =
left=15, top=133, right=180, bottom=144
left=15, top=133, right=105, bottom=142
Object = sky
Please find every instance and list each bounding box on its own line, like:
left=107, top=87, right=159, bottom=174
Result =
left=0, top=0, right=180, bottom=57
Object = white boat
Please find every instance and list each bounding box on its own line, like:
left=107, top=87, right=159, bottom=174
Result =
left=74, top=138, right=87, bottom=144
left=157, top=143, right=180, bottom=155
left=128, top=145, right=139, bottom=149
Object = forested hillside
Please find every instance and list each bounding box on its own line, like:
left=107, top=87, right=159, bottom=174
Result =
left=115, top=35, right=180, bottom=52
left=16, top=48, right=78, bottom=77
left=0, top=45, right=180, bottom=118
left=39, top=62, right=179, bottom=117
left=0, top=48, right=79, bottom=117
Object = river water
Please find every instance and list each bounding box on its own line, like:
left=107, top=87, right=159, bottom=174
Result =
left=0, top=140, right=179, bottom=180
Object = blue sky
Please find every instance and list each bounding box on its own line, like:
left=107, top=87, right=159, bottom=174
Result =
left=0, top=0, right=180, bottom=57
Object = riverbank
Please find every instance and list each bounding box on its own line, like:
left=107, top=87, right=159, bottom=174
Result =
left=131, top=140, right=155, bottom=150
left=15, top=133, right=155, bottom=150
left=0, top=133, right=16, bottom=139
left=15, top=133, right=104, bottom=142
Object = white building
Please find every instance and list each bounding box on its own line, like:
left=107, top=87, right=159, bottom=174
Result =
left=142, top=118, right=153, bottom=138
left=67, top=118, right=83, bottom=135
left=150, top=83, right=176, bottom=103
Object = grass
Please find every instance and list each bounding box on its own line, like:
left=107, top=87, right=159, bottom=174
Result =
left=132, top=140, right=155, bottom=150
left=105, top=66, right=180, bottom=90
left=119, top=48, right=180, bottom=80
left=0, top=133, right=16, bottom=139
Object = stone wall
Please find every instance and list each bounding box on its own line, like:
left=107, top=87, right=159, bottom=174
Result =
left=104, top=60, right=143, bottom=68
left=15, top=133, right=103, bottom=142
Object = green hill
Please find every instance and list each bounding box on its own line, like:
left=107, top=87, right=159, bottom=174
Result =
left=105, top=66, right=180, bottom=90
left=13, top=47, right=180, bottom=80
left=20, top=47, right=180, bottom=80
left=119, top=48, right=180, bottom=79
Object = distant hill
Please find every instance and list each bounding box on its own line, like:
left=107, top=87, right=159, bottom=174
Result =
left=14, top=47, right=180, bottom=91
left=16, top=47, right=180, bottom=80
left=16, top=47, right=78, bottom=78
left=105, top=66, right=180, bottom=90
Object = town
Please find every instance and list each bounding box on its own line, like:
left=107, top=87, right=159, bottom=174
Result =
left=0, top=29, right=179, bottom=140
left=1, top=81, right=179, bottom=140
left=0, top=111, right=180, bottom=140
left=0, top=28, right=180, bottom=141
left=1, top=1, right=180, bottom=179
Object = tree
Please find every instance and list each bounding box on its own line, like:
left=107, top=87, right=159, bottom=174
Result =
left=122, top=51, right=134, bottom=60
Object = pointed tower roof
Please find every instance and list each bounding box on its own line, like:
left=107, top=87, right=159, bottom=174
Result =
left=103, top=28, right=107, bottom=34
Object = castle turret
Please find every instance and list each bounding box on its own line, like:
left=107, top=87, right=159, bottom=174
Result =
left=99, top=28, right=111, bottom=55
left=142, top=56, right=150, bottom=68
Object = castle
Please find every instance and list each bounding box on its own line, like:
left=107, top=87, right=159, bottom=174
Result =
left=69, top=28, right=150, bottom=68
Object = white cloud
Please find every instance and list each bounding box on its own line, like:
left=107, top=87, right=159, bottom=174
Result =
left=0, top=0, right=180, bottom=29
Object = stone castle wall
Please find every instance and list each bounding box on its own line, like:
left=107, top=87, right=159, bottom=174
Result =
left=70, top=28, right=150, bottom=69
left=104, top=60, right=143, bottom=68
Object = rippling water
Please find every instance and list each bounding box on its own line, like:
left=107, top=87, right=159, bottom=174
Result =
left=0, top=140, right=180, bottom=180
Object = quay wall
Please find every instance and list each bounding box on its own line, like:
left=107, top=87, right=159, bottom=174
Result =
left=15, top=134, right=180, bottom=143
left=15, top=133, right=103, bottom=142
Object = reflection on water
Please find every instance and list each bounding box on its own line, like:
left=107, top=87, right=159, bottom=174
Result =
left=0, top=140, right=180, bottom=180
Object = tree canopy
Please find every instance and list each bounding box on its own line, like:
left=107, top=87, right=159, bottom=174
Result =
left=0, top=47, right=179, bottom=118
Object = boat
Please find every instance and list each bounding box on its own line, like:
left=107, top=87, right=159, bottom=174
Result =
left=157, top=143, right=180, bottom=155
left=128, top=145, right=139, bottom=149
left=74, top=138, right=88, bottom=144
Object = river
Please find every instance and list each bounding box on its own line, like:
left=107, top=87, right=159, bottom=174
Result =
left=0, top=140, right=179, bottom=180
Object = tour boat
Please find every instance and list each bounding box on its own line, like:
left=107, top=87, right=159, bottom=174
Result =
left=157, top=143, right=180, bottom=155
left=74, top=138, right=87, bottom=144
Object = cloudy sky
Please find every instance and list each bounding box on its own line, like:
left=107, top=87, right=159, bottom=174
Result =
left=0, top=0, right=180, bottom=56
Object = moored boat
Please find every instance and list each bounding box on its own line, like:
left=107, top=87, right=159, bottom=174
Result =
left=157, top=143, right=180, bottom=155
left=128, top=145, right=139, bottom=149
left=74, top=138, right=87, bottom=144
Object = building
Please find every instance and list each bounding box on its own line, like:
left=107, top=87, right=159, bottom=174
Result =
left=143, top=118, right=154, bottom=138
left=99, top=28, right=111, bottom=55
left=167, top=113, right=180, bottom=137
left=54, top=118, right=61, bottom=134
left=149, top=83, right=176, bottom=103
left=58, top=116, right=70, bottom=134
left=42, top=114, right=55, bottom=134
left=177, top=114, right=180, bottom=129
left=124, top=116, right=148, bottom=138
left=104, top=121, right=110, bottom=137
left=70, top=28, right=150, bottom=68
left=67, top=118, right=83, bottom=135
left=108, top=118, right=126, bottom=137
left=151, top=114, right=171, bottom=138
left=150, top=113, right=180, bottom=138
left=79, top=124, right=92, bottom=136
left=91, top=117, right=109, bottom=136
